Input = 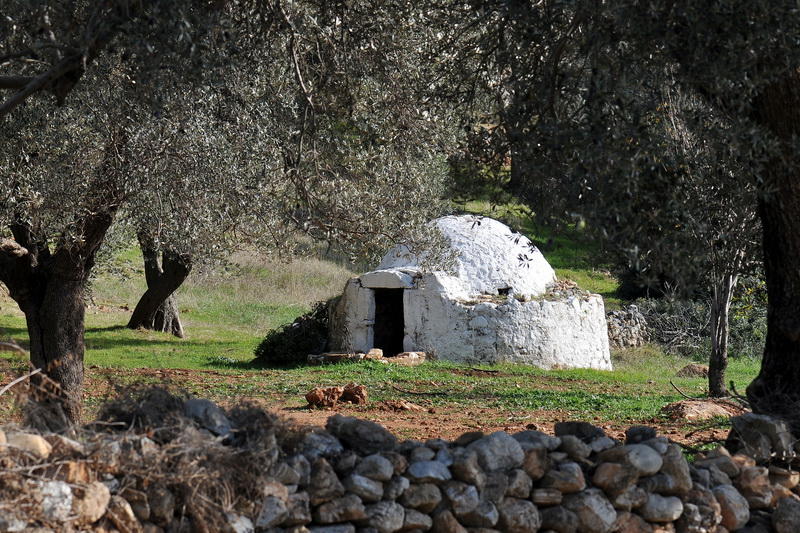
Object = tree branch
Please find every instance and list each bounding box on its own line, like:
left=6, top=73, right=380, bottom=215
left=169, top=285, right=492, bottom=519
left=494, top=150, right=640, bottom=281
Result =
left=0, top=239, right=35, bottom=308
left=0, top=54, right=84, bottom=118
left=0, top=0, right=146, bottom=119
left=0, top=76, right=34, bottom=90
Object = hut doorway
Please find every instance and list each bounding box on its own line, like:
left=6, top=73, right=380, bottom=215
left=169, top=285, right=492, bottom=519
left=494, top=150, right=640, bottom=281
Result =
left=373, top=288, right=404, bottom=356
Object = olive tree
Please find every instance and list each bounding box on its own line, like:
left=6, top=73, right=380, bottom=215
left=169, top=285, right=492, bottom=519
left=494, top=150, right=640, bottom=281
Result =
left=437, top=0, right=800, bottom=415
left=0, top=0, right=454, bottom=422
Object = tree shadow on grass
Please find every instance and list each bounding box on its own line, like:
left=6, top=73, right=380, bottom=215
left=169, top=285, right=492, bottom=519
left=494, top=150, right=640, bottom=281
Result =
left=0, top=324, right=30, bottom=350
left=86, top=325, right=128, bottom=333
left=84, top=325, right=242, bottom=351
left=203, top=357, right=309, bottom=371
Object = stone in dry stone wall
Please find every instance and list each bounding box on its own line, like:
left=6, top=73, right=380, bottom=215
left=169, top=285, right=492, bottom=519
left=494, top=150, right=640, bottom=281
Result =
left=8, top=398, right=800, bottom=533
left=606, top=304, right=649, bottom=348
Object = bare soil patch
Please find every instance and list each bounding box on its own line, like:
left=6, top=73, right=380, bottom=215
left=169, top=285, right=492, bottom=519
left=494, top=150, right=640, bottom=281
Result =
left=0, top=363, right=734, bottom=449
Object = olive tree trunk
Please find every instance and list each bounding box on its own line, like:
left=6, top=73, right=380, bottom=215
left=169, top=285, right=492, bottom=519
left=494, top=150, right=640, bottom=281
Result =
left=747, top=70, right=800, bottom=425
left=0, top=211, right=115, bottom=424
left=127, top=234, right=191, bottom=338
left=708, top=273, right=738, bottom=398
left=24, top=278, right=86, bottom=424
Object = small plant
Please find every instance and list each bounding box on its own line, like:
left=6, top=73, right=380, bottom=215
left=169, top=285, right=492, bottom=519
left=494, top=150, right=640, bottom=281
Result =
left=253, top=300, right=330, bottom=367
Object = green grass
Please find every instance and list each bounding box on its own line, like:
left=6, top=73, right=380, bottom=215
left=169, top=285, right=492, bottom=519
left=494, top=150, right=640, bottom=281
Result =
left=1, top=251, right=354, bottom=370
left=0, top=220, right=762, bottom=430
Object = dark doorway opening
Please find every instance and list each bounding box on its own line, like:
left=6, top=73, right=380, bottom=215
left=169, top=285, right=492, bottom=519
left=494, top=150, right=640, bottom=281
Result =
left=373, top=288, right=405, bottom=356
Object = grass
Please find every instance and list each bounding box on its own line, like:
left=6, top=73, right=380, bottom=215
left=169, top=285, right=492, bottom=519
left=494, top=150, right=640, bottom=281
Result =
left=1, top=251, right=355, bottom=369
left=0, top=212, right=762, bottom=433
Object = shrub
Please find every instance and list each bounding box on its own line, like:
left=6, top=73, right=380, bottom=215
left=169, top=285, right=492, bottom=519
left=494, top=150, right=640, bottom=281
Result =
left=636, top=298, right=709, bottom=358
left=636, top=278, right=766, bottom=360
left=253, top=300, right=331, bottom=366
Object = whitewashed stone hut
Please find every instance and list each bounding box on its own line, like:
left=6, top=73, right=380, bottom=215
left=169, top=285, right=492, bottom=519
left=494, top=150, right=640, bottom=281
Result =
left=329, top=215, right=612, bottom=370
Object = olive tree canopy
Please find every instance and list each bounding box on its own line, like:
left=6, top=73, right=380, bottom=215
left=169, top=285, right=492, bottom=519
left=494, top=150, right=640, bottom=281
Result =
left=0, top=0, right=453, bottom=423
left=436, top=0, right=800, bottom=418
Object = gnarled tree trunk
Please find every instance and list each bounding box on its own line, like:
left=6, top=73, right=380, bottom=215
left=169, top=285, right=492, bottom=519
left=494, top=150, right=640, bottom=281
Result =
left=127, top=233, right=191, bottom=338
left=24, top=277, right=86, bottom=425
left=0, top=211, right=115, bottom=425
left=747, top=70, right=800, bottom=426
left=708, top=273, right=737, bottom=398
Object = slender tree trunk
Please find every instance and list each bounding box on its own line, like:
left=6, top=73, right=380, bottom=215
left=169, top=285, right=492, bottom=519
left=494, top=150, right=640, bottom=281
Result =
left=708, top=273, right=737, bottom=398
left=127, top=234, right=191, bottom=338
left=747, top=70, right=800, bottom=425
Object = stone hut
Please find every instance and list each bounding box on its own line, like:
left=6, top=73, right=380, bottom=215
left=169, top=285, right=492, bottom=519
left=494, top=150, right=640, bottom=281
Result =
left=328, top=215, right=612, bottom=370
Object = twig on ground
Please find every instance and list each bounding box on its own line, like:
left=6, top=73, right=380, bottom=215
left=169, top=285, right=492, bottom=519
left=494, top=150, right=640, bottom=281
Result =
left=0, top=341, right=26, bottom=354
left=671, top=437, right=726, bottom=455
left=669, top=380, right=703, bottom=400
left=0, top=368, right=42, bottom=396
left=83, top=420, right=128, bottom=428
left=391, top=385, right=447, bottom=396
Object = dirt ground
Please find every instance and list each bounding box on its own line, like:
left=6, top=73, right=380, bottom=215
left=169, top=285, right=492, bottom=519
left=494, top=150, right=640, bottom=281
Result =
left=0, top=363, right=735, bottom=450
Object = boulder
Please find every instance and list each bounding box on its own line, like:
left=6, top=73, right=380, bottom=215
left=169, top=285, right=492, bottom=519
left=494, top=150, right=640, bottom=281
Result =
left=403, top=508, right=434, bottom=531
left=538, top=461, right=586, bottom=493
left=308, top=458, right=345, bottom=505
left=713, top=484, right=750, bottom=531
left=300, top=431, right=344, bottom=460
left=363, top=501, right=405, bottom=533
left=505, top=469, right=532, bottom=498
left=183, top=398, right=232, bottom=437
left=497, top=498, right=541, bottom=533
left=727, top=413, right=796, bottom=462
left=773, top=496, right=800, bottom=533
left=356, top=454, right=395, bottom=481
left=562, top=488, right=617, bottom=533
left=344, top=474, right=384, bottom=502
left=554, top=422, right=605, bottom=442
left=735, top=466, right=773, bottom=509
left=256, top=496, right=288, bottom=529
left=532, top=488, right=563, bottom=506
left=540, top=506, right=579, bottom=533
left=614, top=511, right=653, bottom=533
left=72, top=481, right=111, bottom=526
left=400, top=483, right=442, bottom=513
left=107, top=495, right=143, bottom=533
left=39, top=480, right=73, bottom=522
left=432, top=509, right=467, bottom=533
left=326, top=415, right=397, bottom=455
left=598, top=444, right=663, bottom=476
left=285, top=492, right=312, bottom=526
left=7, top=432, right=52, bottom=459
left=313, top=494, right=367, bottom=523
left=638, top=493, right=683, bottom=522
left=466, top=431, right=525, bottom=472
left=592, top=462, right=638, bottom=496
left=407, top=460, right=452, bottom=483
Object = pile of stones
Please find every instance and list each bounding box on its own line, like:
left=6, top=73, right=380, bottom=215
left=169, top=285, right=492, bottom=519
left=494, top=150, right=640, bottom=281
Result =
left=3, top=397, right=800, bottom=533
left=606, top=305, right=650, bottom=349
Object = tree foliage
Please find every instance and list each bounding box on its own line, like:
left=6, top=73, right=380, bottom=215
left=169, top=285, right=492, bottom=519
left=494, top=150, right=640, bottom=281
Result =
left=0, top=0, right=455, bottom=421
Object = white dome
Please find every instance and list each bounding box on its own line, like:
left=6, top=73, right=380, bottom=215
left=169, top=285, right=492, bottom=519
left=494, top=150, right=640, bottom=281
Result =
left=378, top=215, right=556, bottom=297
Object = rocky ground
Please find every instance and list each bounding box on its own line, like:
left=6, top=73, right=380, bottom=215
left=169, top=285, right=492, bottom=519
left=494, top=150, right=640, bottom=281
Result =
left=0, top=387, right=798, bottom=533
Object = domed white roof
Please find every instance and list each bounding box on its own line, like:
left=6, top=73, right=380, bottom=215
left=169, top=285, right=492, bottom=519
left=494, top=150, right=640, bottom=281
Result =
left=378, top=215, right=556, bottom=297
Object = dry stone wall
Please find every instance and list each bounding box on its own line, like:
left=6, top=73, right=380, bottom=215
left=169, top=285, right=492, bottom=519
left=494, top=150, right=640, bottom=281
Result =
left=1, top=401, right=800, bottom=533
left=606, top=305, right=650, bottom=349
